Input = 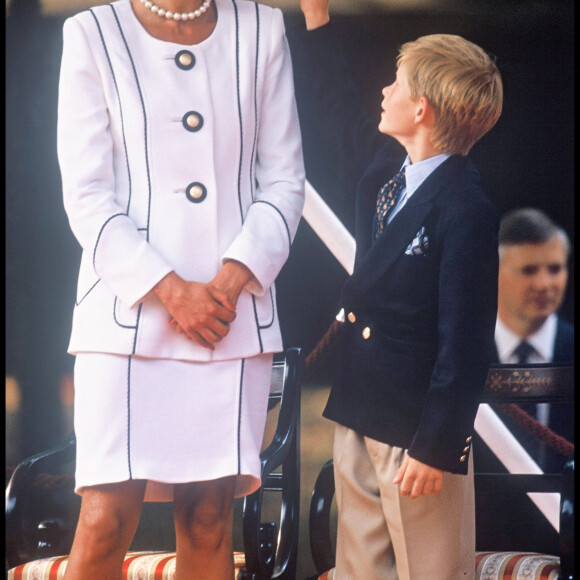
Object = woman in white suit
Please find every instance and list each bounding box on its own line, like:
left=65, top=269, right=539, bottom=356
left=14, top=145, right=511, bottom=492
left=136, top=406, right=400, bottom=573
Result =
left=56, top=0, right=304, bottom=576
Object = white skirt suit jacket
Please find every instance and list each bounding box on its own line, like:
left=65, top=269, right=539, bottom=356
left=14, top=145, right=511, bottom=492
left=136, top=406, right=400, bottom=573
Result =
left=57, top=0, right=305, bottom=363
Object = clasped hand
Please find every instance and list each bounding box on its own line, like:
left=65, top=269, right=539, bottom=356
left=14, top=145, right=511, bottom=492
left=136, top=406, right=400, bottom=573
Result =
left=153, top=261, right=253, bottom=350
left=166, top=280, right=235, bottom=350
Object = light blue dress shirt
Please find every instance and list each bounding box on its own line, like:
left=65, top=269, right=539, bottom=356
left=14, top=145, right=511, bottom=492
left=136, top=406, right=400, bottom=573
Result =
left=386, top=153, right=450, bottom=225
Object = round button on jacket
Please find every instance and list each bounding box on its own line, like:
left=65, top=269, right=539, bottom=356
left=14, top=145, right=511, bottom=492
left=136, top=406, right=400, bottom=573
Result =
left=186, top=182, right=207, bottom=203
left=182, top=111, right=204, bottom=132
left=175, top=50, right=195, bottom=70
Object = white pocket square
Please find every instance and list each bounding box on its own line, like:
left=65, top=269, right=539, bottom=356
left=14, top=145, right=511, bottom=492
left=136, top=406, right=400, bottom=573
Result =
left=405, top=226, right=429, bottom=256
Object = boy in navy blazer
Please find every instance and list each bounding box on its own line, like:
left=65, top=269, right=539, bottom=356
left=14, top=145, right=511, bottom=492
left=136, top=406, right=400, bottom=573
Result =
left=290, top=2, right=503, bottom=578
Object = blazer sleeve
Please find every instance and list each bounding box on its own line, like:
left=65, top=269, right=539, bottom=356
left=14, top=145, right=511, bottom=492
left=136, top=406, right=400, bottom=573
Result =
left=221, top=8, right=305, bottom=296
left=407, top=197, right=500, bottom=473
left=57, top=16, right=173, bottom=309
left=287, top=21, right=401, bottom=184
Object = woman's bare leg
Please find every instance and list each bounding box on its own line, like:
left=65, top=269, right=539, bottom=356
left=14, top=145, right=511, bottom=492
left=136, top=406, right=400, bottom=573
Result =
left=173, top=476, right=236, bottom=580
left=63, top=479, right=147, bottom=580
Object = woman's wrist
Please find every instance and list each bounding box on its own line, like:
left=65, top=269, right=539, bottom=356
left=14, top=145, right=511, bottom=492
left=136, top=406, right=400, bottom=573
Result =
left=304, top=10, right=330, bottom=30
left=216, top=260, right=253, bottom=300
left=152, top=271, right=181, bottom=303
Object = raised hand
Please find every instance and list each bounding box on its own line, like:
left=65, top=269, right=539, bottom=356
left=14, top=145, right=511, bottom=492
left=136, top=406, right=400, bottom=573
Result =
left=300, top=0, right=330, bottom=30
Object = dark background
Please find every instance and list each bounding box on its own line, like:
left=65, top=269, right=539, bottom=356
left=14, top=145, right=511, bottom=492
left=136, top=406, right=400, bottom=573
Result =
left=6, top=0, right=574, bottom=467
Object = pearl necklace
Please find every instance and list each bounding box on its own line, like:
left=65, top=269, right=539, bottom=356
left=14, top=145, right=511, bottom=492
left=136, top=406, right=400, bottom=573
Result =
left=139, top=0, right=211, bottom=21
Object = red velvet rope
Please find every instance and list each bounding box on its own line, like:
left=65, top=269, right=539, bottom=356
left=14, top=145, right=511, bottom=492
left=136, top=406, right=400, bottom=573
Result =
left=305, top=319, right=345, bottom=374
left=496, top=403, right=574, bottom=458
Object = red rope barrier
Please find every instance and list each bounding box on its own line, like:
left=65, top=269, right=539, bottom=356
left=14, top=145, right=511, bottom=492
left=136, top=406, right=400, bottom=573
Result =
left=496, top=403, right=574, bottom=458
left=305, top=319, right=345, bottom=374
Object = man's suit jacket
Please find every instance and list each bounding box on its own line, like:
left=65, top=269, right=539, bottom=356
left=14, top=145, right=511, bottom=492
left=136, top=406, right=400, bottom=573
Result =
left=547, top=318, right=575, bottom=452
left=552, top=317, right=575, bottom=363
left=288, top=23, right=499, bottom=475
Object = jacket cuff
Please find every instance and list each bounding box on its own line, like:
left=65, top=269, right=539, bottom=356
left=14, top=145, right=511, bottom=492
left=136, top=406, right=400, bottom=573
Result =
left=221, top=237, right=275, bottom=298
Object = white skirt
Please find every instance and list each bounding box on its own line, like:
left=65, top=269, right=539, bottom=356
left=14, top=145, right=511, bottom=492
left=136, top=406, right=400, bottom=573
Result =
left=73, top=352, right=273, bottom=501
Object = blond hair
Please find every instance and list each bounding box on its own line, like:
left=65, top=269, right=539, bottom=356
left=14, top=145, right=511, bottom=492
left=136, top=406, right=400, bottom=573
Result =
left=398, top=34, right=503, bottom=156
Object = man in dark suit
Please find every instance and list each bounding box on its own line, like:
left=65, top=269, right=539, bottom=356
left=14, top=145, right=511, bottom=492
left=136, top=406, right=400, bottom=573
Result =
left=289, top=2, right=502, bottom=578
left=472, top=208, right=573, bottom=554
left=493, top=207, right=573, bottom=470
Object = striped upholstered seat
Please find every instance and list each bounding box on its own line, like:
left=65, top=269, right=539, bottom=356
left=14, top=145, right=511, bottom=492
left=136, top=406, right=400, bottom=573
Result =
left=7, top=551, right=247, bottom=580
left=9, top=551, right=562, bottom=580
left=314, top=553, right=561, bottom=580
left=475, top=552, right=561, bottom=580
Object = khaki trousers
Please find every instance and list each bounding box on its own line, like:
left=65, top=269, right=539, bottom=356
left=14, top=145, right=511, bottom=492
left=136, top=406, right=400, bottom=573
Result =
left=333, top=424, right=475, bottom=580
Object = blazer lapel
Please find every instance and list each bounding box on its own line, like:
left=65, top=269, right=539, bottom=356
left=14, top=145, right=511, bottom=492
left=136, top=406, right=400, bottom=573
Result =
left=350, top=155, right=468, bottom=293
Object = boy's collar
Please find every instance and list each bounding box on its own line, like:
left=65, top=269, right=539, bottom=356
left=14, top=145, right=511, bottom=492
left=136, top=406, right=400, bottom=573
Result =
left=403, top=153, right=450, bottom=197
